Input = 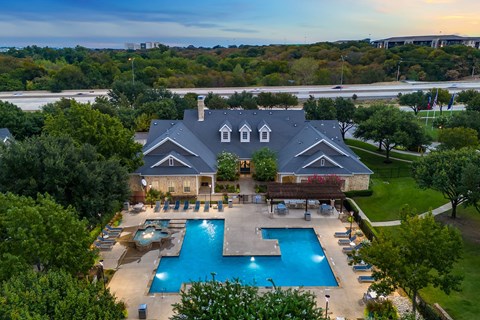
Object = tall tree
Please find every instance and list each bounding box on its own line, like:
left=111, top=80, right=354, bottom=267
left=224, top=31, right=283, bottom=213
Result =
left=412, top=148, right=480, bottom=218
left=334, top=97, right=356, bottom=139
left=0, top=193, right=95, bottom=280
left=0, top=101, right=44, bottom=140
left=359, top=209, right=463, bottom=317
left=398, top=90, right=429, bottom=115
left=43, top=102, right=143, bottom=171
left=354, top=105, right=427, bottom=162
left=437, top=127, right=479, bottom=150
left=0, top=135, right=130, bottom=223
left=0, top=270, right=125, bottom=319
left=303, top=96, right=336, bottom=120
left=252, top=147, right=277, bottom=182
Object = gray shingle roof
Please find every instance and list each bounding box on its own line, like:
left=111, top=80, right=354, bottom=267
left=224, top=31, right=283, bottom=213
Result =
left=0, top=128, right=13, bottom=143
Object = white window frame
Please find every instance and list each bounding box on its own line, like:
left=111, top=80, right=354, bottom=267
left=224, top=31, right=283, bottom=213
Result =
left=260, top=130, right=269, bottom=142
left=221, top=130, right=230, bottom=142
left=168, top=181, right=175, bottom=193
left=168, top=158, right=174, bottom=166
left=183, top=180, right=191, bottom=193
left=320, top=158, right=325, bottom=166
left=240, top=130, right=250, bottom=142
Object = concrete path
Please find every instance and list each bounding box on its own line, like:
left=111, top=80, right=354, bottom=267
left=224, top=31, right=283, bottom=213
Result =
left=348, top=145, right=414, bottom=163
left=348, top=197, right=452, bottom=227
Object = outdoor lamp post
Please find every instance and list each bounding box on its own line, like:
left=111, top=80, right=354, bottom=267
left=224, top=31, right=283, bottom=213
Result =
left=149, top=184, right=153, bottom=208
left=340, top=55, right=347, bottom=86
left=396, top=59, right=403, bottom=81
left=208, top=184, right=212, bottom=207
left=324, top=294, right=330, bottom=320
left=128, top=57, right=135, bottom=85
left=349, top=211, right=354, bottom=237
left=99, top=259, right=106, bottom=291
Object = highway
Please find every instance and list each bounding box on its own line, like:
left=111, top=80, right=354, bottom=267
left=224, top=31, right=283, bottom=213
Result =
left=1, top=80, right=479, bottom=111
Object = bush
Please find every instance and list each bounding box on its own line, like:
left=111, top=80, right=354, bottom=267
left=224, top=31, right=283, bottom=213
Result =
left=344, top=189, right=373, bottom=197
left=365, top=299, right=398, bottom=320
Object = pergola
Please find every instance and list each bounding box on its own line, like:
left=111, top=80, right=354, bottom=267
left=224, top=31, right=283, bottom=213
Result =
left=266, top=182, right=346, bottom=213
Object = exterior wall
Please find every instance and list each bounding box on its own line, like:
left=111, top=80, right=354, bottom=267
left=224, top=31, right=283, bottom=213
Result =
left=343, top=174, right=370, bottom=191
left=145, top=176, right=197, bottom=196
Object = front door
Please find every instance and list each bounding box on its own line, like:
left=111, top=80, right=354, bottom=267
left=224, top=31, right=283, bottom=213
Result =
left=240, top=160, right=250, bottom=174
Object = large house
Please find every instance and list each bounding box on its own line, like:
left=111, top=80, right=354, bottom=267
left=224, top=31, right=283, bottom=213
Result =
left=133, top=99, right=372, bottom=196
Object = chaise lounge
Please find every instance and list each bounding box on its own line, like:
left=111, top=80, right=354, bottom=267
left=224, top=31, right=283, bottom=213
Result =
left=183, top=201, right=189, bottom=211
left=217, top=200, right=224, bottom=212
left=338, top=235, right=357, bottom=246
left=353, top=264, right=372, bottom=272
left=193, top=201, right=200, bottom=212
left=163, top=200, right=170, bottom=212
left=358, top=275, right=375, bottom=283
left=173, top=200, right=180, bottom=211
left=334, top=229, right=352, bottom=238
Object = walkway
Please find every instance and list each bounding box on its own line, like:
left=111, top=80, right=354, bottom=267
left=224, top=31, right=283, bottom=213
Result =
left=348, top=145, right=414, bottom=163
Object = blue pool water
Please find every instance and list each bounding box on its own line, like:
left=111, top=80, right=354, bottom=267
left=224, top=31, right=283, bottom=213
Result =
left=133, top=227, right=170, bottom=246
left=150, top=220, right=337, bottom=293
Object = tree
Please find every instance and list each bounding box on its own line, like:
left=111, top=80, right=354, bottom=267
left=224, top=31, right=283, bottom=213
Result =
left=334, top=97, right=356, bottom=139
left=0, top=101, right=44, bottom=140
left=227, top=91, right=258, bottom=109
left=437, top=127, right=479, bottom=150
left=252, top=147, right=277, bottom=181
left=429, top=88, right=451, bottom=114
left=0, top=193, right=95, bottom=281
left=205, top=92, right=229, bottom=109
left=43, top=102, right=143, bottom=171
left=456, top=89, right=480, bottom=104
left=291, top=57, right=318, bottom=85
left=398, top=90, right=429, bottom=115
left=359, top=209, right=463, bottom=317
left=216, top=151, right=239, bottom=181
left=412, top=148, right=480, bottom=218
left=303, top=96, right=336, bottom=120
left=171, top=278, right=323, bottom=319
left=0, top=135, right=130, bottom=223
left=256, top=92, right=277, bottom=109
left=354, top=105, right=427, bottom=162
left=0, top=270, right=125, bottom=319
left=275, top=92, right=298, bottom=110
left=465, top=94, right=480, bottom=112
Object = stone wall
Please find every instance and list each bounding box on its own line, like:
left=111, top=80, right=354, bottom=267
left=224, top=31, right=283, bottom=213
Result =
left=344, top=174, right=370, bottom=191
left=144, top=176, right=197, bottom=196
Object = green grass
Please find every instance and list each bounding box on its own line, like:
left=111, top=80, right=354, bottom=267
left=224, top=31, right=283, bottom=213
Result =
left=345, top=139, right=419, bottom=162
left=353, top=177, right=446, bottom=221
left=417, top=109, right=463, bottom=117
left=419, top=207, right=480, bottom=320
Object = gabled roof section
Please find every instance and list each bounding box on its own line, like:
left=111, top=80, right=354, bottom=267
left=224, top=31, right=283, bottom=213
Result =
left=302, top=154, right=343, bottom=169
left=295, top=138, right=349, bottom=157
left=144, top=136, right=198, bottom=156
left=219, top=119, right=233, bottom=132
left=257, top=120, right=271, bottom=132
left=151, top=151, right=192, bottom=168
left=0, top=128, right=13, bottom=143
left=238, top=120, right=252, bottom=132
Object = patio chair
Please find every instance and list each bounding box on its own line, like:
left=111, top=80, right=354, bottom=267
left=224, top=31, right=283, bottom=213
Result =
left=106, top=225, right=123, bottom=232
left=93, top=240, right=113, bottom=250
left=342, top=243, right=363, bottom=253
left=217, top=200, right=224, bottom=212
left=102, top=229, right=121, bottom=238
left=183, top=201, right=189, bottom=211
left=96, top=236, right=116, bottom=243
left=358, top=275, right=375, bottom=283
left=163, top=200, right=170, bottom=212
left=353, top=264, right=372, bottom=272
left=204, top=201, right=210, bottom=212
left=338, top=235, right=357, bottom=246
left=193, top=200, right=200, bottom=212
left=334, top=229, right=352, bottom=238
left=173, top=200, right=180, bottom=211
left=154, top=201, right=161, bottom=212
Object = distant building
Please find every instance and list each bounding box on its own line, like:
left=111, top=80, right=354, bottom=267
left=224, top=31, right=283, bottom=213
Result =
left=0, top=128, right=13, bottom=145
left=372, top=35, right=480, bottom=49
left=125, top=42, right=162, bottom=50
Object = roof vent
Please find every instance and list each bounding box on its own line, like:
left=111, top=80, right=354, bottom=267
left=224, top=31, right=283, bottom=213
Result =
left=224, top=112, right=227, bottom=115
left=294, top=123, right=297, bottom=127
left=298, top=141, right=302, bottom=144
left=153, top=122, right=158, bottom=125
left=286, top=117, right=290, bottom=121
left=321, top=123, right=324, bottom=126
left=315, top=137, right=319, bottom=140
left=239, top=111, right=242, bottom=115
left=208, top=111, right=212, bottom=115
left=333, top=125, right=336, bottom=128
left=253, top=112, right=257, bottom=115
left=269, top=111, right=273, bottom=115
left=171, top=122, right=174, bottom=125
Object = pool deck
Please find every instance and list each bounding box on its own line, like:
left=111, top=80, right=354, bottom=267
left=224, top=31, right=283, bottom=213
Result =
left=106, top=203, right=371, bottom=319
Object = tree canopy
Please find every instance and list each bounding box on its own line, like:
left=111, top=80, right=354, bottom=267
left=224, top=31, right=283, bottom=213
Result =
left=437, top=127, right=479, bottom=150
left=359, top=209, right=463, bottom=317
left=216, top=151, right=239, bottom=181
left=0, top=193, right=95, bottom=281
left=252, top=147, right=277, bottom=182
left=0, top=270, right=125, bottom=319
left=0, top=135, right=130, bottom=223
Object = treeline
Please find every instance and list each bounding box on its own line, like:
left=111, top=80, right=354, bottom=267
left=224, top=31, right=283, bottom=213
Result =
left=1, top=41, right=479, bottom=91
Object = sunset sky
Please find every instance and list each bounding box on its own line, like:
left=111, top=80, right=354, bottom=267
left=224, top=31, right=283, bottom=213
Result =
left=0, top=0, right=479, bottom=48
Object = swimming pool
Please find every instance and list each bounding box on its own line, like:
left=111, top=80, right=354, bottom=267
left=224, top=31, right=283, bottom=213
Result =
left=150, top=220, right=337, bottom=293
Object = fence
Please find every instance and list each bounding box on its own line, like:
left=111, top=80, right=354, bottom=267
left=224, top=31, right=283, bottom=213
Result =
left=373, top=167, right=412, bottom=179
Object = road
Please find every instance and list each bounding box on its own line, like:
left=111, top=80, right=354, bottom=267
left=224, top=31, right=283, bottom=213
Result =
left=1, top=80, right=479, bottom=111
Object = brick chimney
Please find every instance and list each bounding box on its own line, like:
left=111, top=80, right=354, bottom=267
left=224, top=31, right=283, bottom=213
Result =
left=197, top=96, right=205, bottom=121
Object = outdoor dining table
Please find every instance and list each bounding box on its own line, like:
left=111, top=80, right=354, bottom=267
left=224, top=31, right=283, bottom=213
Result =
left=277, top=203, right=287, bottom=214
left=132, top=203, right=145, bottom=213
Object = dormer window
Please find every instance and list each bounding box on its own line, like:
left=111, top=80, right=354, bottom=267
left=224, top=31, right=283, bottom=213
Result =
left=239, top=121, right=252, bottom=143
left=320, top=159, right=325, bottom=166
left=169, top=158, right=174, bottom=166
left=258, top=121, right=272, bottom=143
left=219, top=121, right=232, bottom=143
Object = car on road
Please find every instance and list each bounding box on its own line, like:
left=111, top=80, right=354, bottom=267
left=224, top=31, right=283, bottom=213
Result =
left=332, top=85, right=343, bottom=89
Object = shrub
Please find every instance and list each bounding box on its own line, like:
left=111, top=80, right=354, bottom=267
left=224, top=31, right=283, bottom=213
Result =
left=216, top=151, right=239, bottom=181
left=365, top=299, right=398, bottom=320
left=344, top=189, right=373, bottom=197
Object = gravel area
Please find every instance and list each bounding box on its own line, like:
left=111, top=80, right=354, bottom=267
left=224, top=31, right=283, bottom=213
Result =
left=390, top=294, right=424, bottom=320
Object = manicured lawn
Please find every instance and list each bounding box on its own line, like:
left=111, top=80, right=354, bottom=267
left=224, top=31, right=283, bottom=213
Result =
left=354, top=177, right=447, bottom=221
left=420, top=207, right=480, bottom=320
left=345, top=139, right=420, bottom=162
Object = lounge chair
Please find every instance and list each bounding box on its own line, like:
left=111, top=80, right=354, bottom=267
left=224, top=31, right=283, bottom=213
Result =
left=353, top=264, right=372, bottom=272
left=217, top=200, right=224, bottom=212
left=163, top=200, right=170, bottom=212
left=338, top=235, right=357, bottom=246
left=93, top=241, right=113, bottom=250
left=97, top=236, right=116, bottom=243
left=183, top=201, right=189, bottom=211
left=154, top=201, right=161, bottom=212
left=204, top=201, right=210, bottom=212
left=343, top=243, right=363, bottom=253
left=358, top=275, right=375, bottom=283
left=102, top=229, right=121, bottom=238
left=106, top=225, right=123, bottom=232
left=193, top=201, right=200, bottom=212
left=173, top=200, right=180, bottom=211
left=334, top=229, right=352, bottom=238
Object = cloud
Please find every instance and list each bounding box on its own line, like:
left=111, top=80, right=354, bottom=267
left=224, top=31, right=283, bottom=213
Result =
left=221, top=28, right=258, bottom=34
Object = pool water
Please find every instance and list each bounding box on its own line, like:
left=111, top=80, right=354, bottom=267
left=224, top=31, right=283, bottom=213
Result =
left=133, top=226, right=169, bottom=246
left=150, top=220, right=337, bottom=293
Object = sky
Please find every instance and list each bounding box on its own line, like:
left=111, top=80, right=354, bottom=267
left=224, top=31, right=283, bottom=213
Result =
left=0, top=0, right=479, bottom=49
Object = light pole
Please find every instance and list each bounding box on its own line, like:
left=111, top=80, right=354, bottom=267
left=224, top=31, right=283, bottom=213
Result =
left=128, top=57, right=135, bottom=85
left=396, top=59, right=403, bottom=81
left=349, top=211, right=354, bottom=237
left=99, top=259, right=106, bottom=292
left=208, top=184, right=212, bottom=207
left=340, top=55, right=347, bottom=86
left=324, top=294, right=330, bottom=320
left=149, top=184, right=153, bottom=208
